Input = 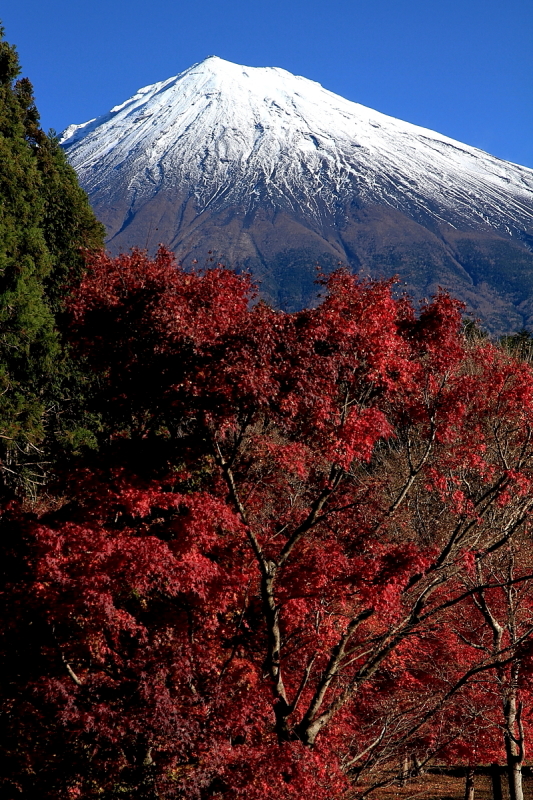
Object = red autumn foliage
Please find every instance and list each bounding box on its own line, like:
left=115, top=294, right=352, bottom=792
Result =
left=3, top=247, right=533, bottom=799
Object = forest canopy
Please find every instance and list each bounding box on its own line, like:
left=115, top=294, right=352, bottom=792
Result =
left=3, top=246, right=533, bottom=799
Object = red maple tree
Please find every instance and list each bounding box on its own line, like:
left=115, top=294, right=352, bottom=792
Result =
left=3, top=247, right=533, bottom=799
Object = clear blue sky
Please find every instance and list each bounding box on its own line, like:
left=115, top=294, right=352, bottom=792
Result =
left=3, top=0, right=532, bottom=167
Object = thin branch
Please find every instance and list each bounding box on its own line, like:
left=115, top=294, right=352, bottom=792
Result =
left=296, top=607, right=374, bottom=738
left=373, top=423, right=436, bottom=534
left=64, top=660, right=83, bottom=687
left=418, top=571, right=533, bottom=624
left=343, top=724, right=388, bottom=768
left=278, top=468, right=343, bottom=567
left=290, top=654, right=316, bottom=714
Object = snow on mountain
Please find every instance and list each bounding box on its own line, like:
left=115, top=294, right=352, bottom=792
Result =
left=60, top=57, right=533, bottom=334
left=61, top=56, right=533, bottom=237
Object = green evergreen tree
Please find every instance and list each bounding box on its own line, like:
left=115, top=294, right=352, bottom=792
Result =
left=38, top=131, right=106, bottom=312
left=0, top=25, right=105, bottom=495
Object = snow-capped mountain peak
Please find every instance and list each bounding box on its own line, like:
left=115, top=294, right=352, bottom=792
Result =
left=61, top=56, right=533, bottom=235
left=61, top=57, right=533, bottom=335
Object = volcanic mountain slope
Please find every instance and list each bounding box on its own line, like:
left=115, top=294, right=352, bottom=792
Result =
left=61, top=57, right=533, bottom=334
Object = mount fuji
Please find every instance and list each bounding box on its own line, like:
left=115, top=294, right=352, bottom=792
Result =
left=61, top=57, right=533, bottom=334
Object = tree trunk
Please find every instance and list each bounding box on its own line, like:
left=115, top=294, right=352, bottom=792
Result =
left=505, top=745, right=523, bottom=800
left=490, top=762, right=503, bottom=800
left=464, top=767, right=475, bottom=800
left=399, top=755, right=409, bottom=786
left=504, top=689, right=524, bottom=800
left=412, top=754, right=425, bottom=776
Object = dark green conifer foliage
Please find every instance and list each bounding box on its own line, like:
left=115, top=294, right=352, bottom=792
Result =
left=38, top=132, right=105, bottom=312
left=0, top=26, right=105, bottom=493
left=0, top=29, right=54, bottom=446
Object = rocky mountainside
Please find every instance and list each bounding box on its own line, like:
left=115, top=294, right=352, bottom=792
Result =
left=61, top=57, right=533, bottom=333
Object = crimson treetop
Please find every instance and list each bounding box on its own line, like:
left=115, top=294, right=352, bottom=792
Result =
left=3, top=248, right=533, bottom=799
